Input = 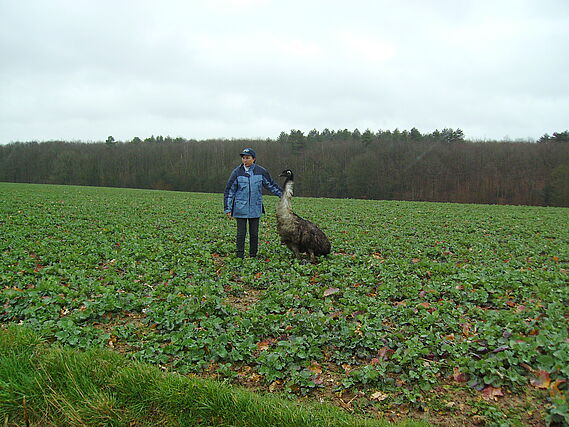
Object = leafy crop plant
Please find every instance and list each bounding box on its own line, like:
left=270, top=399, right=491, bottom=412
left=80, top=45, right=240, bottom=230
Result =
left=1, top=182, right=567, bottom=425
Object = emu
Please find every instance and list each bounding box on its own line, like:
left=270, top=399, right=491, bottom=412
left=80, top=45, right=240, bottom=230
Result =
left=276, top=170, right=331, bottom=262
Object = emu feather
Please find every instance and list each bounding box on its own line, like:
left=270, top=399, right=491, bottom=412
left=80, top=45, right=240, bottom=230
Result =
left=276, top=170, right=331, bottom=262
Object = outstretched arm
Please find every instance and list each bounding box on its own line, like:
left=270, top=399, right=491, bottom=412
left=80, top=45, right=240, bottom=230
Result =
left=262, top=171, right=283, bottom=197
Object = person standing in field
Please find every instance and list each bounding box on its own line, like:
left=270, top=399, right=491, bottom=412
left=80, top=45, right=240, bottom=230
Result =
left=224, top=148, right=283, bottom=259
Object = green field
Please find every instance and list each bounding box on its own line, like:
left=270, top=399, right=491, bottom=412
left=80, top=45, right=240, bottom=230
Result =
left=1, top=182, right=568, bottom=425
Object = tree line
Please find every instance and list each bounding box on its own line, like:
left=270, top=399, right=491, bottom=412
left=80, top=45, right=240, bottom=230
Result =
left=1, top=128, right=568, bottom=207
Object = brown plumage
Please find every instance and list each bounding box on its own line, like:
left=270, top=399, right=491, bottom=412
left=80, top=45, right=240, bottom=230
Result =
left=276, top=170, right=331, bottom=262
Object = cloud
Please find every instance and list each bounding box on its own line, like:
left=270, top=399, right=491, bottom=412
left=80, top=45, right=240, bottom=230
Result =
left=336, top=32, right=396, bottom=64
left=1, top=0, right=568, bottom=142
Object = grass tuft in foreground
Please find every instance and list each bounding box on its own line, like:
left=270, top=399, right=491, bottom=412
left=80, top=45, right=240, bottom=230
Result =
left=0, top=326, right=425, bottom=426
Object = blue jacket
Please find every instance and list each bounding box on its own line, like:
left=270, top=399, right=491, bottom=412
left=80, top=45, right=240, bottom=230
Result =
left=224, top=164, right=283, bottom=218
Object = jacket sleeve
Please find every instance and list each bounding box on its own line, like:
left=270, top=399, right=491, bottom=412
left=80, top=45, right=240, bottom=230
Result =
left=262, top=170, right=283, bottom=197
left=224, top=168, right=239, bottom=213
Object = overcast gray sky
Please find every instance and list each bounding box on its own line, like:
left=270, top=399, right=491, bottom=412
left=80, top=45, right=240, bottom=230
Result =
left=1, top=0, right=568, bottom=143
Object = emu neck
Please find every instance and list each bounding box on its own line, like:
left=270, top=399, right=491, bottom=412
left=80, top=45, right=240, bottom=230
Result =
left=277, top=179, right=294, bottom=216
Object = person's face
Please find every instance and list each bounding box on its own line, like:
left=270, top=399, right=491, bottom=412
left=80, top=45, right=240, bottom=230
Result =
left=241, top=155, right=254, bottom=167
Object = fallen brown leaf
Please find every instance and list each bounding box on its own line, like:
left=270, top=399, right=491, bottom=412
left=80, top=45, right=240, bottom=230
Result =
left=256, top=339, right=272, bottom=351
left=269, top=380, right=282, bottom=392
left=550, top=379, right=567, bottom=397
left=530, top=370, right=551, bottom=389
left=481, top=385, right=504, bottom=400
left=452, top=367, right=469, bottom=383
left=371, top=391, right=388, bottom=401
left=308, top=361, right=322, bottom=375
left=378, top=346, right=394, bottom=360
left=323, top=287, right=340, bottom=297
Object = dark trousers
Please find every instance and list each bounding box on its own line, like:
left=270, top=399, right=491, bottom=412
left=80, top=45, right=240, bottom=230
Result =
left=235, top=217, right=260, bottom=258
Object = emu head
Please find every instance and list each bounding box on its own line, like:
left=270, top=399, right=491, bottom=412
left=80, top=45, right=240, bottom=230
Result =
left=279, top=169, right=294, bottom=180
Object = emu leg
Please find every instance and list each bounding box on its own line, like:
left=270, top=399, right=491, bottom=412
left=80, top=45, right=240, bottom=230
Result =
left=308, top=250, right=316, bottom=263
left=288, top=244, right=302, bottom=260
